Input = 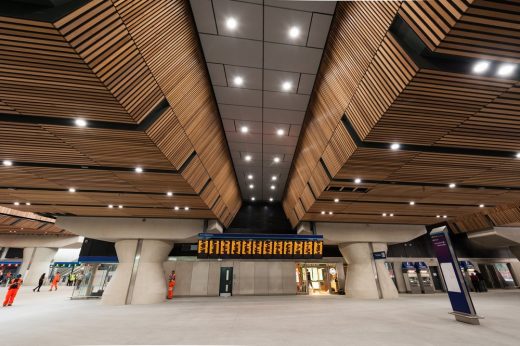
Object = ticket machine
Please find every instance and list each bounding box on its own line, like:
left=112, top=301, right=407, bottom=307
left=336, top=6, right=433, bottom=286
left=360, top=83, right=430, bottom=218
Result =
left=402, top=262, right=421, bottom=294
left=415, top=262, right=435, bottom=294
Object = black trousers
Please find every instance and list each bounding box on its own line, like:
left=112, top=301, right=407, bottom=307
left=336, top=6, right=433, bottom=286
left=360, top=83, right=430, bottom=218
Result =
left=33, top=282, right=43, bottom=292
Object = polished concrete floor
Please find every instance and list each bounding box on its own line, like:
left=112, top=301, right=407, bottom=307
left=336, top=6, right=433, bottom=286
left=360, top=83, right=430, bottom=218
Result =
left=1, top=286, right=519, bottom=345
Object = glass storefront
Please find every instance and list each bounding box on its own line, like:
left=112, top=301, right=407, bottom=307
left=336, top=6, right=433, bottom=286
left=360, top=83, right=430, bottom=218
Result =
left=296, top=263, right=340, bottom=295
left=71, top=263, right=117, bottom=299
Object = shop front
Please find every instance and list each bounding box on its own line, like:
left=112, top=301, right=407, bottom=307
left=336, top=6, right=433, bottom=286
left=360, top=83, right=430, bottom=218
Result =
left=71, top=256, right=118, bottom=299
left=296, top=262, right=343, bottom=295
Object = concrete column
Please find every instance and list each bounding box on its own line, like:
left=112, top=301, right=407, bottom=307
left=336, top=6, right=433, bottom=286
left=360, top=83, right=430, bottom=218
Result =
left=102, top=239, right=173, bottom=305
left=392, top=261, right=407, bottom=293
left=372, top=243, right=398, bottom=299
left=0, top=247, right=9, bottom=259
left=339, top=243, right=379, bottom=299
left=23, top=248, right=57, bottom=285
left=18, top=247, right=35, bottom=276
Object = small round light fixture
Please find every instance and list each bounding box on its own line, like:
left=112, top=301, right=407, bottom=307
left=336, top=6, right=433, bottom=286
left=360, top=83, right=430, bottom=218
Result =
left=436, top=215, right=440, bottom=218
left=516, top=152, right=520, bottom=159
left=233, top=76, right=244, bottom=86
left=118, top=205, right=123, bottom=209
left=184, top=206, right=189, bottom=211
left=288, top=26, right=300, bottom=38
left=270, top=185, right=276, bottom=190
left=276, top=129, right=285, bottom=136
left=449, top=183, right=456, bottom=189
left=328, top=211, right=333, bottom=215
left=166, top=191, right=173, bottom=197
left=472, top=61, right=490, bottom=74
left=281, top=81, right=292, bottom=92
left=273, top=157, right=281, bottom=163
left=226, top=17, right=238, bottom=30
left=271, top=176, right=277, bottom=181
left=479, top=204, right=485, bottom=208
left=269, top=197, right=274, bottom=202
left=390, top=143, right=400, bottom=150
left=174, top=206, right=179, bottom=211
left=240, top=126, right=249, bottom=134
left=390, top=213, right=394, bottom=217
left=249, top=184, right=254, bottom=189
left=409, top=201, right=415, bottom=205
left=135, top=167, right=143, bottom=173
left=75, top=118, right=87, bottom=127
left=334, top=198, right=339, bottom=203
left=443, top=215, right=448, bottom=218
left=14, top=202, right=20, bottom=206
left=251, top=197, right=256, bottom=201
left=321, top=211, right=325, bottom=215
left=25, top=202, right=31, bottom=206
left=247, top=174, right=253, bottom=180
left=108, top=204, right=114, bottom=208
left=68, top=188, right=76, bottom=193
left=354, top=178, right=362, bottom=184
left=2, top=160, right=13, bottom=166
left=244, top=155, right=252, bottom=162
left=382, top=213, right=387, bottom=217
left=497, top=63, right=516, bottom=77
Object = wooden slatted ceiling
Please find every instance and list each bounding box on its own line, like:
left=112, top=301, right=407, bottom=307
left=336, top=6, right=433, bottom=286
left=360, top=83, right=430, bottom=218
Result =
left=400, top=0, right=520, bottom=63
left=0, top=16, right=132, bottom=123
left=111, top=0, right=241, bottom=218
left=283, top=1, right=402, bottom=224
left=0, top=0, right=241, bottom=226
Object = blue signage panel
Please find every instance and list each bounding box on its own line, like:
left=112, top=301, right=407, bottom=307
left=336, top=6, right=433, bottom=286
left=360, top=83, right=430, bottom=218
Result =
left=430, top=226, right=476, bottom=316
left=372, top=251, right=386, bottom=260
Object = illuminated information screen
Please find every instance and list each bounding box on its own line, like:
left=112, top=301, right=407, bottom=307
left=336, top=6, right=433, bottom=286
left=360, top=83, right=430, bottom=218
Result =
left=197, top=234, right=323, bottom=259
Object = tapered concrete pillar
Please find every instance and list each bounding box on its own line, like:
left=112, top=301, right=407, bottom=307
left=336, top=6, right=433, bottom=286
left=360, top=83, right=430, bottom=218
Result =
left=339, top=243, right=379, bottom=299
left=372, top=243, right=398, bottom=299
left=339, top=243, right=398, bottom=299
left=23, top=248, right=57, bottom=285
left=102, top=239, right=173, bottom=305
left=18, top=247, right=35, bottom=276
left=392, top=261, right=407, bottom=293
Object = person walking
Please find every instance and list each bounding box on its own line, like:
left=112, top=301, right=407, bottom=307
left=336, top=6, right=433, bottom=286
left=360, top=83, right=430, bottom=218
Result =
left=470, top=272, right=480, bottom=292
left=33, top=273, right=46, bottom=292
left=3, top=274, right=23, bottom=306
left=49, top=272, right=61, bottom=291
left=75, top=271, right=84, bottom=289
left=167, top=270, right=176, bottom=299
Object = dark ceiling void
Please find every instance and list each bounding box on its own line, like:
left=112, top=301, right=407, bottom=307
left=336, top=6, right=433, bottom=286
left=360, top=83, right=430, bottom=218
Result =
left=226, top=201, right=294, bottom=234
left=1, top=0, right=90, bottom=21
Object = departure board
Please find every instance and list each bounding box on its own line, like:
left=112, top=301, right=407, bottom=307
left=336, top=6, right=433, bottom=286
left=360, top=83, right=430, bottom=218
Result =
left=197, top=234, right=323, bottom=259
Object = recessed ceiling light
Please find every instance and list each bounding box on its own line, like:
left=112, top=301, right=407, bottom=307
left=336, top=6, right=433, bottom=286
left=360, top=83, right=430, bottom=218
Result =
left=479, top=204, right=485, bottom=208
left=13, top=202, right=19, bottom=206
left=174, top=206, right=179, bottom=211
left=233, top=76, right=244, bottom=86
left=436, top=215, right=440, bottom=218
left=334, top=198, right=339, bottom=203
left=443, top=215, right=447, bottom=218
left=269, top=197, right=274, bottom=202
left=276, top=129, right=285, bottom=136
left=75, top=118, right=87, bottom=127
left=321, top=211, right=325, bottom=215
left=328, top=211, right=333, bottom=215
left=271, top=176, right=277, bottom=181
left=251, top=197, right=255, bottom=201
left=497, top=63, right=516, bottom=77
left=2, top=160, right=13, bottom=166
left=390, top=143, right=400, bottom=150
left=226, top=17, right=238, bottom=30
left=472, top=61, right=490, bottom=74
left=288, top=26, right=300, bottom=38
left=390, top=213, right=394, bottom=217
left=382, top=213, right=387, bottom=217
left=25, top=202, right=30, bottom=206
left=240, top=126, right=249, bottom=133
left=270, top=185, right=276, bottom=190
left=249, top=184, right=254, bottom=189
left=135, top=167, right=143, bottom=173
left=118, top=205, right=123, bottom=209
left=244, top=155, right=252, bottom=162
left=354, top=178, right=362, bottom=184
left=516, top=152, right=520, bottom=159
left=273, top=157, right=281, bottom=163
left=247, top=174, right=253, bottom=180
left=184, top=206, right=189, bottom=211
left=281, top=81, right=292, bottom=91
left=108, top=204, right=114, bottom=208
left=409, top=201, right=415, bottom=205
left=449, top=183, right=456, bottom=189
left=166, top=191, right=173, bottom=197
left=68, top=188, right=76, bottom=193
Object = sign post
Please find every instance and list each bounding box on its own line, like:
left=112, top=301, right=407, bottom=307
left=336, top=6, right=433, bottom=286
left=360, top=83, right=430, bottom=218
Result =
left=429, top=225, right=482, bottom=325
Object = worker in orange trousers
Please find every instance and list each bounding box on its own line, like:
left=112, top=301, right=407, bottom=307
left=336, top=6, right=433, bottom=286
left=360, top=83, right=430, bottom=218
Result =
left=167, top=270, right=176, bottom=299
left=3, top=274, right=23, bottom=307
left=50, top=272, right=61, bottom=291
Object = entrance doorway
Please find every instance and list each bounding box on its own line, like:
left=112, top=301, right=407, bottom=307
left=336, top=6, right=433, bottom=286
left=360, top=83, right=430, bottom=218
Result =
left=296, top=263, right=339, bottom=295
left=219, top=267, right=233, bottom=296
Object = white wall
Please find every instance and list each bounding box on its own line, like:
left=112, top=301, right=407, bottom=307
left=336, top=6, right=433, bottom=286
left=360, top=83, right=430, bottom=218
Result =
left=163, top=260, right=297, bottom=296
left=53, top=248, right=80, bottom=262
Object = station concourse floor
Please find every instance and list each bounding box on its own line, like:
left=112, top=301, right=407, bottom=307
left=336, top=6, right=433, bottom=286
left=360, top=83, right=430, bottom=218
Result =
left=1, top=286, right=519, bottom=346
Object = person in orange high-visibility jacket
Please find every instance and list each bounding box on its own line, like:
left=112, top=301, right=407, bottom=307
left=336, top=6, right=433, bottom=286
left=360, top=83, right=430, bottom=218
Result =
left=167, top=271, right=176, bottom=299
left=50, top=272, right=61, bottom=291
left=3, top=274, right=23, bottom=307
